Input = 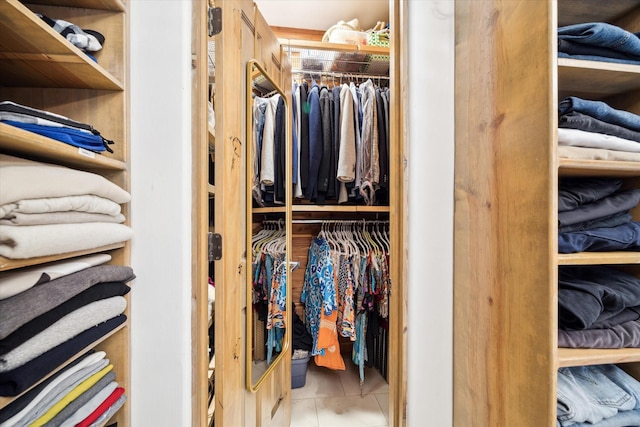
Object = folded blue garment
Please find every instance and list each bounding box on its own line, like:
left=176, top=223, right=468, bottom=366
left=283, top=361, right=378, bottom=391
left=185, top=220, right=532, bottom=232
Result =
left=2, top=120, right=105, bottom=152
left=558, top=22, right=640, bottom=58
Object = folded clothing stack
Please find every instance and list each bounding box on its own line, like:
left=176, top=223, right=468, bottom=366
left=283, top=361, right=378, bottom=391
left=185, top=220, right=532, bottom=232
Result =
left=557, top=177, right=640, bottom=253
left=0, top=154, right=132, bottom=259
left=558, top=22, right=640, bottom=65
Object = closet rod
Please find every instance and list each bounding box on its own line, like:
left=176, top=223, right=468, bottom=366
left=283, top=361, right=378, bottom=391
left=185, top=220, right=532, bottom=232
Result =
left=291, top=219, right=390, bottom=224
left=292, top=70, right=390, bottom=81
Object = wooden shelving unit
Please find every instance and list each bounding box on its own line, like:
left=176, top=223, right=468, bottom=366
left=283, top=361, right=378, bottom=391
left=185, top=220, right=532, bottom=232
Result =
left=0, top=0, right=131, bottom=424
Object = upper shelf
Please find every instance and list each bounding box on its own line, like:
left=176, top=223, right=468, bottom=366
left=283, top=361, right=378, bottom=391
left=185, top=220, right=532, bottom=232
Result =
left=23, top=0, right=125, bottom=11
left=0, top=122, right=126, bottom=171
left=0, top=0, right=124, bottom=89
left=558, top=347, right=640, bottom=368
left=281, top=39, right=390, bottom=76
left=558, top=58, right=640, bottom=99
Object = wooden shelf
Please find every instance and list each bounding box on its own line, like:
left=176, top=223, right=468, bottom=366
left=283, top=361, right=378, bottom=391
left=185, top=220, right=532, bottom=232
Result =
left=558, top=0, right=640, bottom=27
left=253, top=206, right=286, bottom=214
left=0, top=0, right=124, bottom=89
left=0, top=321, right=126, bottom=408
left=0, top=123, right=126, bottom=171
left=558, top=58, right=640, bottom=99
left=209, top=184, right=215, bottom=197
left=0, top=242, right=125, bottom=272
left=558, top=347, right=640, bottom=368
left=558, top=252, right=640, bottom=265
left=279, top=39, right=389, bottom=56
left=558, top=158, right=640, bottom=177
left=292, top=205, right=390, bottom=213
left=208, top=126, right=215, bottom=149
left=24, top=0, right=126, bottom=11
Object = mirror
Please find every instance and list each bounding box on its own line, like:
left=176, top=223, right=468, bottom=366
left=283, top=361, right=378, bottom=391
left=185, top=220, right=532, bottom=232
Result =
left=246, top=59, right=291, bottom=391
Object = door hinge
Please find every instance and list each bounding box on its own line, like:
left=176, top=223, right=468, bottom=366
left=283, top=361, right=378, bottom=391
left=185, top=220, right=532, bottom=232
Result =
left=208, top=232, right=222, bottom=261
left=208, top=7, right=222, bottom=37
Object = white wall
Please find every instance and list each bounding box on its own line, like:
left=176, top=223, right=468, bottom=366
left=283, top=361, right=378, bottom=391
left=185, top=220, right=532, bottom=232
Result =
left=129, top=2, right=193, bottom=426
left=406, top=1, right=455, bottom=426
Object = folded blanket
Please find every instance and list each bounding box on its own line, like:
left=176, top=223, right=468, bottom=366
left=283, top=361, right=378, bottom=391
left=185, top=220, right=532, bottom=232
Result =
left=0, top=253, right=111, bottom=300
left=0, top=297, right=127, bottom=372
left=0, top=265, right=134, bottom=340
left=0, top=211, right=125, bottom=226
left=0, top=195, right=122, bottom=218
left=0, top=315, right=126, bottom=396
left=0, top=154, right=130, bottom=206
left=0, top=222, right=133, bottom=259
left=0, top=350, right=104, bottom=425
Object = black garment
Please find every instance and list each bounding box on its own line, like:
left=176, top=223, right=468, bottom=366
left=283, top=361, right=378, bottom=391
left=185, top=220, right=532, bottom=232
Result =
left=590, top=306, right=640, bottom=330
left=366, top=311, right=379, bottom=368
left=0, top=315, right=126, bottom=396
left=0, top=350, right=94, bottom=423
left=0, top=282, right=130, bottom=355
left=560, top=111, right=640, bottom=143
left=316, top=87, right=334, bottom=203
left=558, top=188, right=640, bottom=227
left=299, top=82, right=309, bottom=193
left=292, top=305, right=313, bottom=351
left=376, top=87, right=388, bottom=189
left=558, top=266, right=640, bottom=330
left=558, top=178, right=622, bottom=212
left=274, top=96, right=286, bottom=203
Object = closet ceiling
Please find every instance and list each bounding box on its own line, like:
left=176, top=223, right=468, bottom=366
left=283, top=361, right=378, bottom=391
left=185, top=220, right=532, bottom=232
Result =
left=254, top=0, right=390, bottom=32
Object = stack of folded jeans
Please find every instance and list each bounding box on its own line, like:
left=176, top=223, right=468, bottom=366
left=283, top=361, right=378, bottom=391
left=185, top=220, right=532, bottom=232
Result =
left=558, top=22, right=640, bottom=65
left=558, top=96, right=640, bottom=161
left=558, top=265, right=640, bottom=349
left=557, top=364, right=640, bottom=427
left=558, top=177, right=640, bottom=253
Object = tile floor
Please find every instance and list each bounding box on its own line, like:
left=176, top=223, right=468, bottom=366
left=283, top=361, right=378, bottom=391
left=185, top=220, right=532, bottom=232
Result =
left=290, top=360, right=389, bottom=427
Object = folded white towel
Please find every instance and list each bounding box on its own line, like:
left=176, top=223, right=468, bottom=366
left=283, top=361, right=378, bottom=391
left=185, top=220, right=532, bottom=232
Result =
left=0, top=253, right=111, bottom=300
left=0, top=223, right=133, bottom=259
left=0, top=154, right=130, bottom=205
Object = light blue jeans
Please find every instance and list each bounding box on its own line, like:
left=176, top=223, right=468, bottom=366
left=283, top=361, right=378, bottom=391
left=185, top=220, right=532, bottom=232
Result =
left=557, top=365, right=636, bottom=426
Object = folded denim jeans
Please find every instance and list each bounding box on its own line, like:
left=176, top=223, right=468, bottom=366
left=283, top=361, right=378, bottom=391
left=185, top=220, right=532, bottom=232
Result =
left=558, top=266, right=640, bottom=330
left=559, top=97, right=640, bottom=133
left=558, top=38, right=640, bottom=61
left=557, top=365, right=635, bottom=426
left=558, top=189, right=640, bottom=227
left=560, top=111, right=640, bottom=144
left=564, top=409, right=640, bottom=427
left=559, top=211, right=632, bottom=234
left=558, top=22, right=640, bottom=58
left=558, top=221, right=640, bottom=253
left=559, top=178, right=623, bottom=213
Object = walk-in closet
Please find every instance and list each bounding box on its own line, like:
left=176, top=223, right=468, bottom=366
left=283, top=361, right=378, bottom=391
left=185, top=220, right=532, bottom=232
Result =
left=192, top=1, right=405, bottom=426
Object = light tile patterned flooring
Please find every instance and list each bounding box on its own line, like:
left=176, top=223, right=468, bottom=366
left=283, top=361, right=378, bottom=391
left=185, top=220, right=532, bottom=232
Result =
left=290, top=360, right=389, bottom=427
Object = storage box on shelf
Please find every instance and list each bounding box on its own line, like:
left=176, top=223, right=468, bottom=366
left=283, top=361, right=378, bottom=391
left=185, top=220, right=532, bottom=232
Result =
left=0, top=0, right=130, bottom=425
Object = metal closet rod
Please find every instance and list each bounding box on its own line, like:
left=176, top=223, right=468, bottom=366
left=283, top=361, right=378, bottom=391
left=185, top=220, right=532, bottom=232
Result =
left=291, top=219, right=390, bottom=224
left=292, top=70, right=390, bottom=81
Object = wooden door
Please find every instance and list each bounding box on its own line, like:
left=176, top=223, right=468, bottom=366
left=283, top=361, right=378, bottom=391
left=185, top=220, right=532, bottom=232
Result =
left=193, top=1, right=292, bottom=426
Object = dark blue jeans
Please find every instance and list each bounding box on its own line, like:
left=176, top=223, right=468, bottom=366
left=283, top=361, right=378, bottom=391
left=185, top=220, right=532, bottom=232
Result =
left=558, top=221, right=640, bottom=253
left=559, top=97, right=640, bottom=133
left=558, top=266, right=640, bottom=330
left=560, top=111, right=640, bottom=143
left=558, top=189, right=640, bottom=227
left=559, top=178, right=622, bottom=212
